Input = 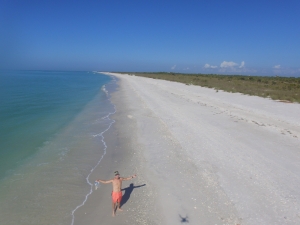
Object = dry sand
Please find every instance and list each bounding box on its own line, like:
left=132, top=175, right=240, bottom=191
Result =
left=74, top=73, right=300, bottom=225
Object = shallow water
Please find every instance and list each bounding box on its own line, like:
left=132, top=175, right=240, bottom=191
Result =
left=0, top=71, right=117, bottom=225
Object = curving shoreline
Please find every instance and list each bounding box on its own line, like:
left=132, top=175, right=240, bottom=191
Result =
left=75, top=72, right=300, bottom=225
left=71, top=92, right=116, bottom=225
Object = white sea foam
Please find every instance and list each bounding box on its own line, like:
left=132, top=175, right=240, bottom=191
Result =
left=101, top=85, right=109, bottom=96
left=0, top=72, right=117, bottom=225
left=70, top=87, right=116, bottom=225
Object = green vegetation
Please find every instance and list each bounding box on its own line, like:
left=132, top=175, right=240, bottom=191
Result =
left=121, top=72, right=300, bottom=103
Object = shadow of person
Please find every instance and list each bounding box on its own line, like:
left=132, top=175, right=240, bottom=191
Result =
left=121, top=183, right=146, bottom=207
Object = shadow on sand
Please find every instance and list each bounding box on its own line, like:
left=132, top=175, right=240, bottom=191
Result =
left=121, top=183, right=146, bottom=207
left=179, top=214, right=189, bottom=223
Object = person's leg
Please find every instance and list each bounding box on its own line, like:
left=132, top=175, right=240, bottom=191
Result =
left=117, top=201, right=123, bottom=211
left=117, top=192, right=123, bottom=211
left=112, top=202, right=117, bottom=216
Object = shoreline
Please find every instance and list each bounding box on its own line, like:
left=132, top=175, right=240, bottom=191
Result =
left=0, top=73, right=117, bottom=225
left=73, top=74, right=162, bottom=225
left=70, top=94, right=116, bottom=225
left=74, top=72, right=300, bottom=225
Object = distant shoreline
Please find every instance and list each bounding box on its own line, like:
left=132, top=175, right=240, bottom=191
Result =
left=112, top=71, right=300, bottom=78
left=108, top=72, right=300, bottom=103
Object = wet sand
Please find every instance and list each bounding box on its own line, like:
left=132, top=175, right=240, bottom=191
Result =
left=72, top=77, right=161, bottom=225
left=74, top=73, right=300, bottom=225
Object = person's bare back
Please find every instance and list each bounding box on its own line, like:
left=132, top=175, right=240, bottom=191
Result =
left=97, top=171, right=137, bottom=216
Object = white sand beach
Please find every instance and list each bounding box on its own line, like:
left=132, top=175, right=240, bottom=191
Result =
left=75, top=72, right=300, bottom=225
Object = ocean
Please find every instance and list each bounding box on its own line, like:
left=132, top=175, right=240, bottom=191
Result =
left=0, top=70, right=116, bottom=225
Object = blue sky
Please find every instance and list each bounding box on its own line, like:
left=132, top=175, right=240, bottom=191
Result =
left=1, top=0, right=299, bottom=76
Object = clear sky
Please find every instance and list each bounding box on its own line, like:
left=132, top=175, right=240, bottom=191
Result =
left=1, top=0, right=299, bottom=76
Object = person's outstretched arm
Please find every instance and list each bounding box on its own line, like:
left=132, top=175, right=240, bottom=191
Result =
left=121, top=174, right=137, bottom=181
left=97, top=179, right=113, bottom=184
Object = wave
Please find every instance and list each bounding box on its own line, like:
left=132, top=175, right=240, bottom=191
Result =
left=70, top=84, right=116, bottom=225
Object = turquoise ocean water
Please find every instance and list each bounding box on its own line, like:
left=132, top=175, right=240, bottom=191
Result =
left=0, top=71, right=116, bottom=225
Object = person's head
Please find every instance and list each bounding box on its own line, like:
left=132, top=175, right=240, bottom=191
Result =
left=114, top=171, right=120, bottom=178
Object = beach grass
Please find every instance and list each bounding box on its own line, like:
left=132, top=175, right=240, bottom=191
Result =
left=120, top=72, right=300, bottom=103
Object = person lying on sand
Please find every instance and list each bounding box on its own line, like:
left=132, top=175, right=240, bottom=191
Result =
left=96, top=171, right=137, bottom=216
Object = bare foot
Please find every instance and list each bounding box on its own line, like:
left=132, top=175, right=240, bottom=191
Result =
left=112, top=212, right=115, bottom=217
left=117, top=208, right=123, bottom=211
